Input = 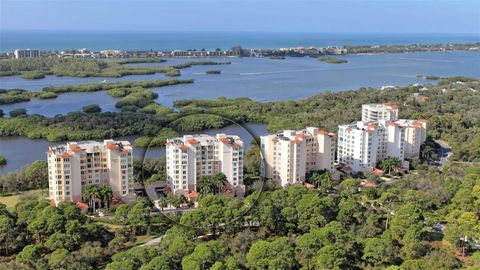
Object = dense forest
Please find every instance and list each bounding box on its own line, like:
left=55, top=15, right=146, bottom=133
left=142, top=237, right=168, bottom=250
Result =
left=1, top=162, right=479, bottom=269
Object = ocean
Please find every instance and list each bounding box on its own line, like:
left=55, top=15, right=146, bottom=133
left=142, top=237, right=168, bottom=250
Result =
left=1, top=31, right=479, bottom=52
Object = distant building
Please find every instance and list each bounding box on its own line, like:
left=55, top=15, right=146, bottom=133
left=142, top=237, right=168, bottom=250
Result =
left=14, top=49, right=40, bottom=59
left=47, top=140, right=134, bottom=205
left=362, top=103, right=399, bottom=122
left=165, top=134, right=244, bottom=195
left=260, top=127, right=336, bottom=186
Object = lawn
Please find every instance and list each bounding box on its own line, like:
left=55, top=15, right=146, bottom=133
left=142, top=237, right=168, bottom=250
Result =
left=0, top=189, right=45, bottom=210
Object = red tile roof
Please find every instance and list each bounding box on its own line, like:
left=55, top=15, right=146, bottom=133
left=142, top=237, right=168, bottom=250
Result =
left=187, top=191, right=199, bottom=199
left=295, top=133, right=308, bottom=138
left=304, top=183, right=315, bottom=189
left=106, top=143, right=117, bottom=150
left=219, top=137, right=230, bottom=143
left=60, top=153, right=73, bottom=158
left=372, top=168, right=384, bottom=175
left=383, top=102, right=399, bottom=109
left=187, top=139, right=199, bottom=145
left=76, top=201, right=89, bottom=209
left=179, top=145, right=190, bottom=150
left=360, top=180, right=378, bottom=188
left=317, top=130, right=329, bottom=135
left=70, top=145, right=82, bottom=152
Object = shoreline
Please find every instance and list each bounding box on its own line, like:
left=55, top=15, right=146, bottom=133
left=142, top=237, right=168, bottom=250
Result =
left=2, top=42, right=479, bottom=60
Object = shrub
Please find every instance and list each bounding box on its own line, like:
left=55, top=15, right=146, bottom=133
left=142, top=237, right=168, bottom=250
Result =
left=82, top=104, right=102, bottom=113
left=9, top=108, right=27, bottom=117
left=0, top=155, right=6, bottom=166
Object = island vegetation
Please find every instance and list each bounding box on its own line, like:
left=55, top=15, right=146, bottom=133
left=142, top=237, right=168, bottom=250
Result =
left=0, top=79, right=193, bottom=105
left=426, top=75, right=440, bottom=80
left=82, top=104, right=102, bottom=114
left=0, top=155, right=6, bottom=166
left=9, top=108, right=27, bottom=118
left=206, top=70, right=221, bottom=74
left=0, top=57, right=230, bottom=79
left=317, top=57, right=348, bottom=64
left=269, top=55, right=286, bottom=60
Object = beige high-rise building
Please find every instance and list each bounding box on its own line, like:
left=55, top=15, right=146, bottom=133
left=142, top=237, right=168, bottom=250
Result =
left=362, top=103, right=399, bottom=122
left=165, top=134, right=244, bottom=194
left=394, top=119, right=427, bottom=159
left=338, top=103, right=427, bottom=174
left=260, top=127, right=336, bottom=186
left=47, top=140, right=134, bottom=205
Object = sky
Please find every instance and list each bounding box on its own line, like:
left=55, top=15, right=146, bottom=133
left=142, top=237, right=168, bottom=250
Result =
left=0, top=0, right=479, bottom=33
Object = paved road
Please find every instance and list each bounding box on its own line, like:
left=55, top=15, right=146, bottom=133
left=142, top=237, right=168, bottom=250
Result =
left=435, top=140, right=452, bottom=169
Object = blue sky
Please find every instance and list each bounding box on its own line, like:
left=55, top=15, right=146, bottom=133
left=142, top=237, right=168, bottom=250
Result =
left=1, top=0, right=479, bottom=33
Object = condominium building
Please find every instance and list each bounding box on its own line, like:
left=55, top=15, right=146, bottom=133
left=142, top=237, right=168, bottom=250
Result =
left=165, top=134, right=244, bottom=194
left=362, top=103, right=399, bottom=122
left=14, top=49, right=40, bottom=59
left=260, top=127, right=336, bottom=186
left=47, top=140, right=134, bottom=205
left=337, top=121, right=382, bottom=172
left=394, top=119, right=427, bottom=159
left=338, top=103, right=427, bottom=173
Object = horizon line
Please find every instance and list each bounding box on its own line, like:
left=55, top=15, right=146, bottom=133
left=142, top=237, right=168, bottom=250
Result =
left=1, top=29, right=480, bottom=35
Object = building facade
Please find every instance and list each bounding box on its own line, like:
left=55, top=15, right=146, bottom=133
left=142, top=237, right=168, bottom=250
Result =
left=165, top=134, right=244, bottom=194
left=362, top=103, right=399, bottom=122
left=260, top=127, right=336, bottom=186
left=395, top=119, right=427, bottom=159
left=47, top=140, right=134, bottom=205
left=338, top=103, right=427, bottom=173
left=14, top=49, right=40, bottom=59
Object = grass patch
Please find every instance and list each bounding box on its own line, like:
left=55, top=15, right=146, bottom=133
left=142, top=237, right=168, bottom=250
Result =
left=0, top=189, right=45, bottom=210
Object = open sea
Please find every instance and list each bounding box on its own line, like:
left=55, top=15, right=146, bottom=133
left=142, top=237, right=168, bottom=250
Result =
left=1, top=31, right=479, bottom=52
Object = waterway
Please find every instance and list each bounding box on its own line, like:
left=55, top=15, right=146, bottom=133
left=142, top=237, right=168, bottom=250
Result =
left=1, top=50, right=480, bottom=174
left=1, top=51, right=479, bottom=116
left=0, top=123, right=268, bottom=174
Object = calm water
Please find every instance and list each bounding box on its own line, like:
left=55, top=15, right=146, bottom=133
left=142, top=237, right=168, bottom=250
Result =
left=1, top=31, right=479, bottom=52
left=1, top=50, right=480, bottom=174
left=1, top=51, right=480, bottom=116
left=0, top=123, right=267, bottom=174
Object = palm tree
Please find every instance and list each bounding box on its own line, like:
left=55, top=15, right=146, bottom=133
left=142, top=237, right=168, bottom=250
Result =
left=83, top=185, right=101, bottom=213
left=197, top=176, right=215, bottom=195
left=379, top=157, right=402, bottom=176
left=211, top=173, right=228, bottom=194
left=99, top=184, right=113, bottom=209
left=421, top=144, right=435, bottom=162
left=82, top=185, right=96, bottom=211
